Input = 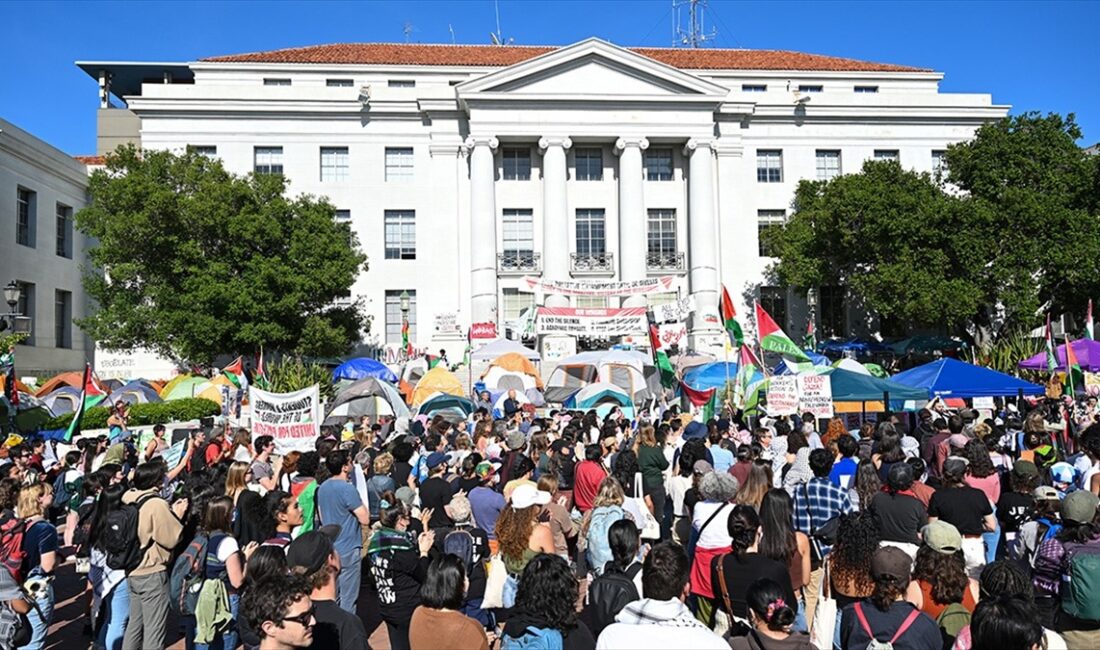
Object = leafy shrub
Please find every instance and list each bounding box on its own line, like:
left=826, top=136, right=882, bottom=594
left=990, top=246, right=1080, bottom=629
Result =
left=269, top=357, right=336, bottom=402
left=40, top=397, right=222, bottom=431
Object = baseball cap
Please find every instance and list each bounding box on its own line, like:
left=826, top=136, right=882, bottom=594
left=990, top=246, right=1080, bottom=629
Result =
left=511, top=483, right=551, bottom=509
left=1032, top=485, right=1060, bottom=501
left=1050, top=462, right=1077, bottom=485
left=1062, top=490, right=1099, bottom=524
left=1012, top=460, right=1040, bottom=479
left=425, top=451, right=450, bottom=470
left=921, top=521, right=962, bottom=555
left=506, top=431, right=526, bottom=451
left=870, top=546, right=913, bottom=583
left=693, top=459, right=714, bottom=475
left=287, top=525, right=340, bottom=575
left=394, top=486, right=416, bottom=507
left=942, top=456, right=969, bottom=477
left=683, top=421, right=708, bottom=440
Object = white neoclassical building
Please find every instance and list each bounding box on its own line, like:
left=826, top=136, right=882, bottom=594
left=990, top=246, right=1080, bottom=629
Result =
left=78, top=38, right=1008, bottom=361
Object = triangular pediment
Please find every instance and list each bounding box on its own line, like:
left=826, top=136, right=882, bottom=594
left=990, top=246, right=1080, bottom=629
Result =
left=457, top=38, right=728, bottom=101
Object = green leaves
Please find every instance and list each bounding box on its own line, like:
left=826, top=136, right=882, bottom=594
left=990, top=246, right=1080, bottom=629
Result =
left=76, top=146, right=369, bottom=365
left=40, top=397, right=222, bottom=431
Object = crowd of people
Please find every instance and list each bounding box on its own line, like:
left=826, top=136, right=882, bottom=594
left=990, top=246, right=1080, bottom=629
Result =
left=2, top=392, right=1100, bottom=649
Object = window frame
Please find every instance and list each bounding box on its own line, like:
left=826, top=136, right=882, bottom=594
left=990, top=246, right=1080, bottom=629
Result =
left=16, top=187, right=34, bottom=248
left=756, top=149, right=783, bottom=183
left=575, top=209, right=607, bottom=256
left=253, top=146, right=284, bottom=175
left=815, top=150, right=842, bottom=181
left=757, top=209, right=786, bottom=257
left=798, top=84, right=824, bottom=93
left=326, top=79, right=354, bottom=87
left=502, top=147, right=532, bottom=181
left=501, top=209, right=535, bottom=257
left=854, top=85, right=879, bottom=94
left=384, top=290, right=417, bottom=345
left=319, top=146, right=350, bottom=182
left=502, top=288, right=535, bottom=321
left=55, top=202, right=72, bottom=258
left=387, top=79, right=415, bottom=88
left=55, top=289, right=72, bottom=349
left=574, top=147, right=603, bottom=181
left=644, top=148, right=674, bottom=182
left=646, top=209, right=677, bottom=257
left=742, top=84, right=767, bottom=92
left=873, top=149, right=900, bottom=162
left=383, top=210, right=416, bottom=260
left=759, top=286, right=788, bottom=331
left=263, top=78, right=291, bottom=86
left=384, top=147, right=414, bottom=182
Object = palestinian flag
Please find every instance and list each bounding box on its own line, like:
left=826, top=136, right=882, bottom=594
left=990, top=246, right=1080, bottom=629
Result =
left=679, top=380, right=715, bottom=407
left=648, top=319, right=676, bottom=389
left=804, top=317, right=816, bottom=351
left=254, top=350, right=271, bottom=390
left=402, top=319, right=413, bottom=356
left=755, top=302, right=810, bottom=362
left=720, top=286, right=744, bottom=348
left=427, top=355, right=443, bottom=369
left=1045, top=314, right=1058, bottom=373
left=1065, top=337, right=1084, bottom=395
left=1, top=349, right=17, bottom=407
left=64, top=364, right=95, bottom=443
left=1088, top=300, right=1095, bottom=341
left=83, top=369, right=108, bottom=409
left=222, top=356, right=245, bottom=388
left=732, top=344, right=763, bottom=409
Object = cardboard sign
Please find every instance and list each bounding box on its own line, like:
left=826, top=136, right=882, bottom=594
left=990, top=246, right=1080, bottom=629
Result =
left=653, top=296, right=695, bottom=324
left=798, top=374, right=834, bottom=419
left=470, top=322, right=498, bottom=340
left=250, top=385, right=321, bottom=453
left=972, top=396, right=996, bottom=410
left=766, top=376, right=800, bottom=416
left=658, top=322, right=688, bottom=349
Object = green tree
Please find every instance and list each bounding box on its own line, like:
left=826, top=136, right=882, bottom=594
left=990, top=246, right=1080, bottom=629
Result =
left=77, top=146, right=369, bottom=365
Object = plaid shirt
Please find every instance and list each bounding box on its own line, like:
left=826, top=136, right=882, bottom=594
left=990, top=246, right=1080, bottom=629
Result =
left=792, top=476, right=853, bottom=556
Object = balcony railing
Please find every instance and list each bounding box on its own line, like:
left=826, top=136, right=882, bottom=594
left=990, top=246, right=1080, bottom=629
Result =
left=646, top=251, right=686, bottom=272
left=571, top=252, right=615, bottom=274
left=498, top=251, right=541, bottom=274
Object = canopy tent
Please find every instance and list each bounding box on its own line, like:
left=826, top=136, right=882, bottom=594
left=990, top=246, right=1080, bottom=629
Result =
left=668, top=352, right=716, bottom=371
left=107, top=379, right=163, bottom=406
left=470, top=338, right=541, bottom=362
left=545, top=350, right=659, bottom=404
left=1019, top=339, right=1100, bottom=373
left=33, top=371, right=84, bottom=397
left=417, top=394, right=477, bottom=418
left=325, top=377, right=410, bottom=425
left=410, top=366, right=464, bottom=407
left=41, top=386, right=83, bottom=415
left=832, top=358, right=871, bottom=376
left=817, top=338, right=890, bottom=359
left=888, top=336, right=966, bottom=356
left=332, top=357, right=399, bottom=383
left=773, top=349, right=831, bottom=375
left=822, top=368, right=929, bottom=403
left=481, top=352, right=544, bottom=391
left=563, top=382, right=632, bottom=409
left=892, top=357, right=1044, bottom=399
left=682, top=362, right=764, bottom=392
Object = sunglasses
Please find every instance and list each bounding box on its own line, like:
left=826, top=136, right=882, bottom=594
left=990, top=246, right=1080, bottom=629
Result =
left=282, top=607, right=316, bottom=628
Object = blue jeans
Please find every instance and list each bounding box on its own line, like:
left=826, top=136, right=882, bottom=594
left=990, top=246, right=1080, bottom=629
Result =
left=97, top=579, right=130, bottom=650
left=337, top=551, right=361, bottom=613
left=18, top=583, right=54, bottom=650
left=195, top=592, right=240, bottom=650
left=983, top=518, right=1001, bottom=565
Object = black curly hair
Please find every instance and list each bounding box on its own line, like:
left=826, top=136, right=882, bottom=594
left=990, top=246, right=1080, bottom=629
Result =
left=912, top=545, right=968, bottom=606
left=612, top=449, right=640, bottom=498
left=513, top=553, right=579, bottom=631
left=831, top=511, right=880, bottom=588
left=240, top=573, right=312, bottom=639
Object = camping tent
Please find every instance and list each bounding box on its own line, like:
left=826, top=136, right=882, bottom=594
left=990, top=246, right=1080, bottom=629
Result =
left=1019, top=339, right=1100, bottom=372
left=545, top=350, right=659, bottom=403
left=418, top=394, right=477, bottom=418
left=682, top=362, right=764, bottom=392
left=832, top=358, right=871, bottom=376
left=470, top=339, right=541, bottom=362
left=107, top=379, right=163, bottom=406
left=162, top=376, right=215, bottom=401
left=325, top=377, right=410, bottom=425
left=34, top=371, right=83, bottom=397
left=410, top=366, right=465, bottom=407
left=563, top=382, right=632, bottom=409
left=332, top=358, right=399, bottom=383
left=822, top=368, right=929, bottom=403
left=41, top=386, right=83, bottom=415
left=481, top=352, right=544, bottom=391
left=892, top=357, right=1044, bottom=399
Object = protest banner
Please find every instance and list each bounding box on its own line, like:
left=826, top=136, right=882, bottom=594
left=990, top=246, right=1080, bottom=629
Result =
left=1085, top=372, right=1100, bottom=396
left=535, top=307, right=648, bottom=336
left=766, top=376, right=800, bottom=416
left=522, top=276, right=674, bottom=297
left=972, top=396, right=996, bottom=410
left=653, top=296, right=695, bottom=323
left=250, top=385, right=321, bottom=453
left=470, top=322, right=498, bottom=340
left=658, top=322, right=688, bottom=350
left=798, top=374, right=834, bottom=419
left=161, top=439, right=186, bottom=469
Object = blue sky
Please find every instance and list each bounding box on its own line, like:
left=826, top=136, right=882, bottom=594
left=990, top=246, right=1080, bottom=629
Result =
left=2, top=0, right=1096, bottom=155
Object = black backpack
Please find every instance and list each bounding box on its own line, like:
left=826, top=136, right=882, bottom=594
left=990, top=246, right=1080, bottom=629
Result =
left=584, top=563, right=642, bottom=636
left=102, top=493, right=158, bottom=572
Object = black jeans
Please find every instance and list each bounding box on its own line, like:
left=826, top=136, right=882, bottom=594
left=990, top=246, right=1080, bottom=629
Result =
left=386, top=620, right=411, bottom=650
left=644, top=483, right=668, bottom=542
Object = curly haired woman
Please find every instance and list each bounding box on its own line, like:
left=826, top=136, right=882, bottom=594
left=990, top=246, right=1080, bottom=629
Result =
left=501, top=553, right=596, bottom=649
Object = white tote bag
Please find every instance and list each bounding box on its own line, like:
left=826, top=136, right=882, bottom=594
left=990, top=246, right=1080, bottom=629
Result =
left=810, top=561, right=838, bottom=650
left=481, top=554, right=507, bottom=609
left=626, top=473, right=661, bottom=540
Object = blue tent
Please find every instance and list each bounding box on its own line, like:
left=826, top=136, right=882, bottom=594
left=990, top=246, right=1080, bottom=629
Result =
left=891, top=357, right=1044, bottom=399
left=682, top=362, right=764, bottom=391
left=332, top=358, right=398, bottom=383
left=774, top=350, right=830, bottom=375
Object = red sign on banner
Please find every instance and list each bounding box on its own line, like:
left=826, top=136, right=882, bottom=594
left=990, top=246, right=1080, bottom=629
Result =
left=470, top=322, right=498, bottom=340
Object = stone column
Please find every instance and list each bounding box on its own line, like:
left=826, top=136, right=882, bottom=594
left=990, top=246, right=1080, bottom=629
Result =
left=465, top=135, right=499, bottom=325
left=686, top=137, right=722, bottom=343
left=616, top=137, right=649, bottom=308
left=538, top=136, right=572, bottom=308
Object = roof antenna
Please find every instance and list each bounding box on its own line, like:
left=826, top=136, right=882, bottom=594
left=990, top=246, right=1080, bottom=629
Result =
left=673, top=0, right=717, bottom=48
left=403, top=22, right=415, bottom=43
left=490, top=0, right=514, bottom=46
left=448, top=24, right=456, bottom=44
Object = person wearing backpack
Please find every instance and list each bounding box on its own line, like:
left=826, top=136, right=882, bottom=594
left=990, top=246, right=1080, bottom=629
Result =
left=904, top=521, right=979, bottom=644
left=1033, top=490, right=1100, bottom=646
left=432, top=494, right=491, bottom=627
left=839, top=546, right=941, bottom=650
left=409, top=555, right=489, bottom=650
left=185, top=496, right=256, bottom=650
left=87, top=483, right=129, bottom=650
left=120, top=461, right=189, bottom=650
left=15, top=482, right=57, bottom=650
left=501, top=553, right=596, bottom=650
left=581, top=478, right=628, bottom=579
left=583, top=520, right=643, bottom=637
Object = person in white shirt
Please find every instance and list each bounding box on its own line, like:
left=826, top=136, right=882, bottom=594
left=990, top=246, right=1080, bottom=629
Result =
left=596, top=541, right=728, bottom=649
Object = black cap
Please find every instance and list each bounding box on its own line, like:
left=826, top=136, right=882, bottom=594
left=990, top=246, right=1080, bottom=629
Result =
left=286, top=524, right=340, bottom=576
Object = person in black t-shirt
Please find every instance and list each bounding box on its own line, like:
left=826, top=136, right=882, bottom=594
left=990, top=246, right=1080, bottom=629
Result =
left=871, top=462, right=928, bottom=557
left=928, top=457, right=995, bottom=578
left=420, top=452, right=456, bottom=529
left=430, top=494, right=493, bottom=627
left=995, top=460, right=1038, bottom=559
left=286, top=528, right=370, bottom=650
left=711, top=505, right=796, bottom=622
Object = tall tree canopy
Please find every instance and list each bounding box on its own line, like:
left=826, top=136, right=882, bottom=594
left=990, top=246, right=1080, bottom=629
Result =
left=767, top=112, right=1100, bottom=343
left=77, top=146, right=369, bottom=365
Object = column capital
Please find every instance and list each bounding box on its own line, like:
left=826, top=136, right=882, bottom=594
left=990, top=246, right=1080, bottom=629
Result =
left=683, top=137, right=717, bottom=155
left=538, top=136, right=573, bottom=151
left=614, top=137, right=650, bottom=153
left=463, top=135, right=499, bottom=151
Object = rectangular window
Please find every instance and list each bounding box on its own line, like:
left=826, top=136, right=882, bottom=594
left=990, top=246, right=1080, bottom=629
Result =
left=757, top=210, right=786, bottom=257
left=575, top=209, right=606, bottom=256
left=756, top=150, right=783, bottom=183
left=320, top=147, right=349, bottom=182
left=815, top=150, right=841, bottom=180
left=189, top=145, right=217, bottom=158
left=55, top=290, right=72, bottom=349
left=854, top=85, right=879, bottom=93
left=334, top=210, right=351, bottom=224
left=575, top=295, right=608, bottom=309
left=819, top=285, right=846, bottom=338
left=644, top=148, right=673, bottom=181
left=15, top=282, right=34, bottom=346
left=502, top=209, right=534, bottom=256
left=932, top=150, right=947, bottom=174
left=384, top=210, right=416, bottom=260
left=647, top=209, right=677, bottom=256
left=760, top=286, right=787, bottom=332
left=873, top=149, right=900, bottom=162
left=502, top=147, right=532, bottom=181
left=574, top=147, right=603, bottom=181
left=384, top=147, right=414, bottom=182
left=16, top=187, right=35, bottom=248
left=742, top=84, right=767, bottom=92
left=263, top=78, right=291, bottom=86
left=254, top=147, right=283, bottom=175
left=798, top=85, right=823, bottom=93
left=502, top=288, right=535, bottom=321
left=55, top=203, right=72, bottom=258
left=326, top=79, right=353, bottom=87
left=388, top=79, right=415, bottom=88
left=385, top=290, right=416, bottom=345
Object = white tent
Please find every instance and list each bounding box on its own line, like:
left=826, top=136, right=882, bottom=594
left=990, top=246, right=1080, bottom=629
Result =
left=545, top=349, right=659, bottom=403
left=470, top=339, right=541, bottom=362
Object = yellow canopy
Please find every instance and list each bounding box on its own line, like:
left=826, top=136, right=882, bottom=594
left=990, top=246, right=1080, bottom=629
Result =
left=411, top=366, right=464, bottom=407
left=159, top=374, right=194, bottom=398
left=481, top=352, right=544, bottom=389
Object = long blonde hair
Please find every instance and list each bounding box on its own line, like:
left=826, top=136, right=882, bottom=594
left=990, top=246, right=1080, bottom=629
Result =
left=225, top=461, right=250, bottom=500
left=17, top=483, right=51, bottom=518
left=580, top=476, right=626, bottom=538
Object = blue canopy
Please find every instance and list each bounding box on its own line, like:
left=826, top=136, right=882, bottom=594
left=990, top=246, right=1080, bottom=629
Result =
left=332, top=358, right=398, bottom=383
left=891, top=357, right=1044, bottom=399
left=822, top=368, right=929, bottom=402
left=818, top=338, right=889, bottom=359
left=774, top=350, right=830, bottom=375
left=682, top=362, right=764, bottom=391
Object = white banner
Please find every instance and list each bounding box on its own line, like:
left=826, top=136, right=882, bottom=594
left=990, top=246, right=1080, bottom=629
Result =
left=249, top=385, right=321, bottom=453
left=766, top=376, right=801, bottom=416
left=535, top=307, right=648, bottom=336
left=657, top=322, right=688, bottom=350
left=653, top=295, right=695, bottom=324
left=798, top=374, right=834, bottom=419
left=523, top=276, right=674, bottom=297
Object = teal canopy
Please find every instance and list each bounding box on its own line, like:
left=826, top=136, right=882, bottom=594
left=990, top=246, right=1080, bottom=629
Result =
left=822, top=368, right=929, bottom=402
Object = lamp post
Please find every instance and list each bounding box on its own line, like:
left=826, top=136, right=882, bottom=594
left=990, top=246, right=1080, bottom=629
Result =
left=0, top=281, right=31, bottom=335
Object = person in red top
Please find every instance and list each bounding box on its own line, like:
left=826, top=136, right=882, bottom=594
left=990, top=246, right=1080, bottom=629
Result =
left=205, top=426, right=232, bottom=467
left=573, top=444, right=608, bottom=514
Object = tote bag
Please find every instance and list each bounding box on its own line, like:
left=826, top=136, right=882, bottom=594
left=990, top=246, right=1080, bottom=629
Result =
left=810, top=560, right=838, bottom=650
left=627, top=473, right=661, bottom=539
left=481, top=554, right=508, bottom=609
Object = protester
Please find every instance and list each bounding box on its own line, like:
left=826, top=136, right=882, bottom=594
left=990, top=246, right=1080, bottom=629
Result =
left=87, top=483, right=129, bottom=650
left=758, top=489, right=810, bottom=630
left=367, top=494, right=434, bottom=650
left=18, top=482, right=57, bottom=650
left=838, top=546, right=941, bottom=649
left=690, top=470, right=738, bottom=622
left=928, top=457, right=995, bottom=577
left=871, top=462, right=928, bottom=559
left=711, top=505, right=797, bottom=625
left=189, top=495, right=251, bottom=650
left=791, top=448, right=853, bottom=627
left=583, top=519, right=642, bottom=636
left=501, top=553, right=596, bottom=649
left=582, top=477, right=628, bottom=576
left=240, top=574, right=315, bottom=650
left=316, top=449, right=371, bottom=612
left=728, top=578, right=815, bottom=650
left=286, top=527, right=369, bottom=650
left=905, top=520, right=979, bottom=641
left=409, top=555, right=489, bottom=650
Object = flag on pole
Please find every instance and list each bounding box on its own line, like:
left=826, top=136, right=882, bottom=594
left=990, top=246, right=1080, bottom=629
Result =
left=0, top=348, right=17, bottom=407
left=1045, top=314, right=1058, bottom=373
left=720, top=286, right=744, bottom=348
left=1088, top=300, right=1095, bottom=341
left=64, top=363, right=94, bottom=443
left=84, top=369, right=108, bottom=409
left=648, top=318, right=676, bottom=389
left=755, top=302, right=811, bottom=362
left=678, top=380, right=716, bottom=407
left=1065, top=336, right=1084, bottom=395
left=254, top=349, right=271, bottom=390
left=803, top=317, right=816, bottom=351
left=402, top=318, right=413, bottom=357
left=221, top=356, right=245, bottom=388
left=732, top=344, right=763, bottom=408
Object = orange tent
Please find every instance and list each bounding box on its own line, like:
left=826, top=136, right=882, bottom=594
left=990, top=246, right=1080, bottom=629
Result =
left=34, top=371, right=84, bottom=397
left=0, top=377, right=33, bottom=396
left=480, top=352, right=544, bottom=390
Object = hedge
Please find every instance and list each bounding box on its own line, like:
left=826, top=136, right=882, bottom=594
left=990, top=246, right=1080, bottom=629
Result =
left=41, top=398, right=222, bottom=431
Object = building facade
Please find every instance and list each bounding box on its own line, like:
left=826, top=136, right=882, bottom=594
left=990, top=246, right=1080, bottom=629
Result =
left=79, top=39, right=1008, bottom=360
left=0, top=118, right=94, bottom=378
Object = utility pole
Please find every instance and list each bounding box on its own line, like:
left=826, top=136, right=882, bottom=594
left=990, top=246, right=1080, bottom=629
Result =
left=673, top=0, right=717, bottom=48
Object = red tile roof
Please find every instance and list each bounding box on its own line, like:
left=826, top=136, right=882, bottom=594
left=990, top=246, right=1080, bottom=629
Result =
left=74, top=155, right=106, bottom=165
left=200, top=43, right=928, bottom=72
